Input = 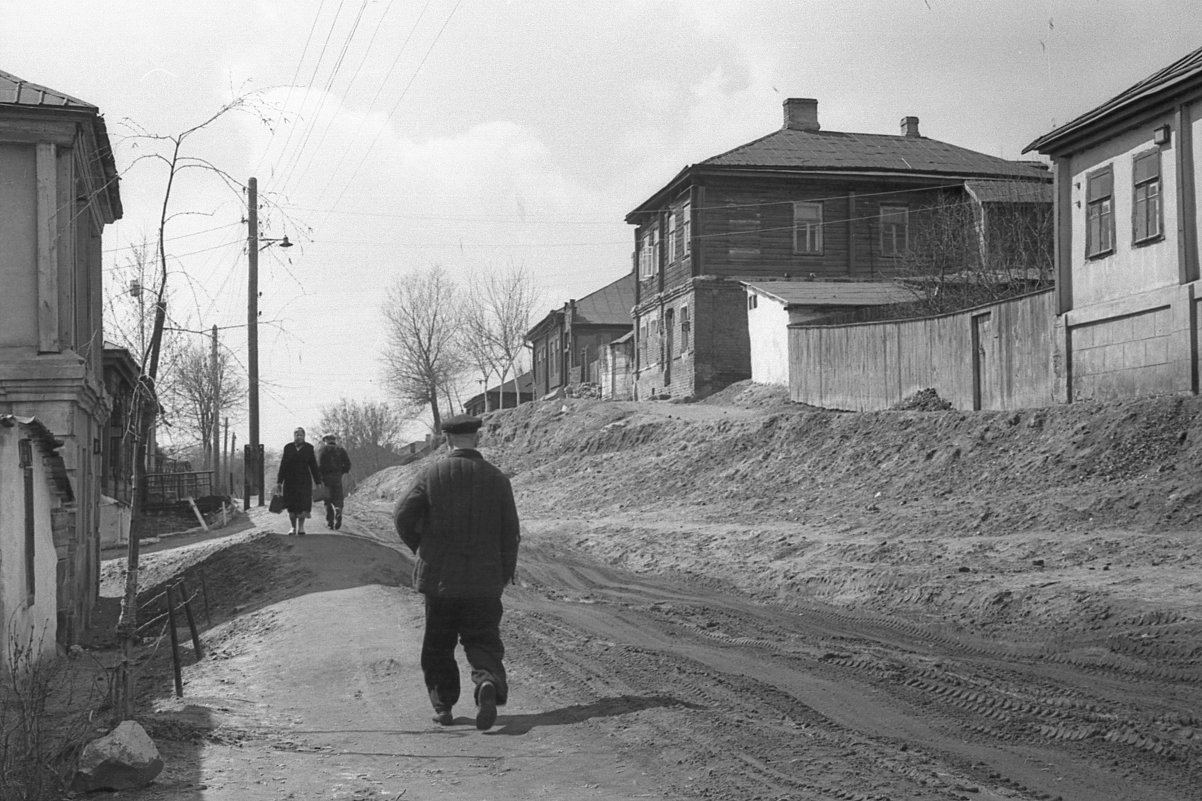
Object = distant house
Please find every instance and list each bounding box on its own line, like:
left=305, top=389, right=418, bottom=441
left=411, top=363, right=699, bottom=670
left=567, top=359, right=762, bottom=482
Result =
left=0, top=416, right=74, bottom=666
left=601, top=331, right=635, bottom=400
left=626, top=97, right=1051, bottom=401
left=0, top=70, right=123, bottom=646
left=1025, top=45, right=1202, bottom=402
left=464, top=370, right=535, bottom=416
left=527, top=273, right=635, bottom=398
left=744, top=280, right=920, bottom=386
left=100, top=344, right=142, bottom=548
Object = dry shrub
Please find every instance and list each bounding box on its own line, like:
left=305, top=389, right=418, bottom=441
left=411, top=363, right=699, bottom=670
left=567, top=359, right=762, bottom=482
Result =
left=0, top=625, right=112, bottom=801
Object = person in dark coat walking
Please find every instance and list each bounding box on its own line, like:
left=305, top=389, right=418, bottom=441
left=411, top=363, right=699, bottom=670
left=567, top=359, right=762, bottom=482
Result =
left=276, top=427, right=322, bottom=535
left=393, top=414, right=520, bottom=730
left=316, top=433, right=352, bottom=529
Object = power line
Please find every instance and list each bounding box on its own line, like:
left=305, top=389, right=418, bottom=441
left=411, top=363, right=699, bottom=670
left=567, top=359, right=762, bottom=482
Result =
left=327, top=0, right=464, bottom=215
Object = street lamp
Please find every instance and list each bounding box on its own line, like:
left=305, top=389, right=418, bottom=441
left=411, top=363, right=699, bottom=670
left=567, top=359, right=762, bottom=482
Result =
left=245, top=176, right=293, bottom=509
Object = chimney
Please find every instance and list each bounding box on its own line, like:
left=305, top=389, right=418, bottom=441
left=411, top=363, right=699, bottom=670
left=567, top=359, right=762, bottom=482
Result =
left=783, top=98, right=820, bottom=132
left=900, top=116, right=921, bottom=137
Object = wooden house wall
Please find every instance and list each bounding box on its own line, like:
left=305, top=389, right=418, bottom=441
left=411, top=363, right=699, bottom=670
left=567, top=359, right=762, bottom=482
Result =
left=632, top=177, right=968, bottom=306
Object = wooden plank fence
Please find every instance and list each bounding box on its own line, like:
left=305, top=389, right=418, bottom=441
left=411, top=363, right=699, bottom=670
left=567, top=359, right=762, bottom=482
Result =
left=788, top=288, right=1056, bottom=411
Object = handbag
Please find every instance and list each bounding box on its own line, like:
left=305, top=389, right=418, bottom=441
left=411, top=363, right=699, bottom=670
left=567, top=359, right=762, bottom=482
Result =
left=269, top=492, right=286, bottom=514
left=312, top=483, right=328, bottom=503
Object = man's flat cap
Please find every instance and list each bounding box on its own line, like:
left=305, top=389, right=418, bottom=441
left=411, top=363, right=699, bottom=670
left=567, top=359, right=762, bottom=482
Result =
left=440, top=414, right=482, bottom=434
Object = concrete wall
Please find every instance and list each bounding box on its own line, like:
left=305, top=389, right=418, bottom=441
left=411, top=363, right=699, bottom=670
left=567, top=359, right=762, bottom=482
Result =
left=0, top=425, right=62, bottom=666
left=789, top=290, right=1056, bottom=411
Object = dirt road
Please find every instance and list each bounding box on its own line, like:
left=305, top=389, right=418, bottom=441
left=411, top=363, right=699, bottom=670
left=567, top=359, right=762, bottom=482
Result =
left=103, top=492, right=1200, bottom=801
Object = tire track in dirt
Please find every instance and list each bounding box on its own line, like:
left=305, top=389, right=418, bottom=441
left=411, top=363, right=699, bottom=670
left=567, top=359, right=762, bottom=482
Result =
left=506, top=541, right=1202, bottom=801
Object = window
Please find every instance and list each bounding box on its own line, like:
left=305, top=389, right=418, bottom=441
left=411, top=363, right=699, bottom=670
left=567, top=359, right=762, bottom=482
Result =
left=20, top=439, right=35, bottom=602
left=793, top=201, right=823, bottom=254
left=681, top=200, right=692, bottom=256
left=639, top=228, right=657, bottom=279
left=1086, top=166, right=1114, bottom=257
left=680, top=305, right=690, bottom=352
left=728, top=206, right=761, bottom=258
left=1133, top=150, right=1162, bottom=244
left=747, top=293, right=758, bottom=310
left=880, top=205, right=908, bottom=256
left=648, top=312, right=659, bottom=365
left=667, top=211, right=677, bottom=263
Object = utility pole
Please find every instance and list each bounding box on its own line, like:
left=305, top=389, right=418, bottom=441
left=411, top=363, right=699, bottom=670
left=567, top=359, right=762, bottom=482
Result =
left=211, top=324, right=221, bottom=488
left=246, top=177, right=262, bottom=509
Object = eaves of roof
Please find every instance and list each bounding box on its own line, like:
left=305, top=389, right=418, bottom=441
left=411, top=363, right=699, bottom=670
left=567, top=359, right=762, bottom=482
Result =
left=0, top=70, right=123, bottom=219
left=0, top=69, right=95, bottom=108
left=743, top=279, right=921, bottom=307
left=1024, top=44, right=1202, bottom=155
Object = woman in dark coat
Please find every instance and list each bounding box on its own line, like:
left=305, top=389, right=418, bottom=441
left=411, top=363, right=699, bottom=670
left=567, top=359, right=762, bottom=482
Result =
left=276, top=427, right=322, bottom=535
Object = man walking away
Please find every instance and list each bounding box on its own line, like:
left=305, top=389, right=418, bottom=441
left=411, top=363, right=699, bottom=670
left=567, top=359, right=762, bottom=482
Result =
left=393, top=414, right=520, bottom=730
left=317, top=433, right=352, bottom=529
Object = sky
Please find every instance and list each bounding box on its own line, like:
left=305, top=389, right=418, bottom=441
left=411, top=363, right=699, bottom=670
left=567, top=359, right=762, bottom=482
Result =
left=5, top=0, right=1202, bottom=451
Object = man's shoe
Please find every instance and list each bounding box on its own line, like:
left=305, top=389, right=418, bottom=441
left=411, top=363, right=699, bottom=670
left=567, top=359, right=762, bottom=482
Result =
left=334, top=510, right=343, bottom=530
left=475, top=682, right=497, bottom=730
left=432, top=708, right=454, bottom=726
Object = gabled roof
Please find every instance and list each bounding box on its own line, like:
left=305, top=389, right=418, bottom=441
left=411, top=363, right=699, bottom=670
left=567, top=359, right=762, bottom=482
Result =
left=1025, top=45, right=1202, bottom=155
left=572, top=272, right=635, bottom=326
left=0, top=69, right=95, bottom=109
left=629, top=108, right=1049, bottom=221
left=743, top=280, right=920, bottom=308
left=704, top=129, right=1048, bottom=179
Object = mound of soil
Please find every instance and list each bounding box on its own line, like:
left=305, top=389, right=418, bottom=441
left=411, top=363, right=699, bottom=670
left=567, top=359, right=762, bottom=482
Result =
left=357, top=382, right=1202, bottom=643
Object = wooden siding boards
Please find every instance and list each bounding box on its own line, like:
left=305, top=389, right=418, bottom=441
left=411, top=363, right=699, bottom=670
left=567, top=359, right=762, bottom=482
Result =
left=790, top=289, right=1055, bottom=411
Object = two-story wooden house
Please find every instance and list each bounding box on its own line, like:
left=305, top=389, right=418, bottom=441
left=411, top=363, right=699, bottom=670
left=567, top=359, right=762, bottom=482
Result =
left=0, top=70, right=123, bottom=647
left=626, top=97, right=1051, bottom=401
left=1025, top=46, right=1202, bottom=402
left=527, top=272, right=635, bottom=398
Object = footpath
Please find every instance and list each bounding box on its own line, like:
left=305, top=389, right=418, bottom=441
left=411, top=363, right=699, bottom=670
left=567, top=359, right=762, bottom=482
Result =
left=125, top=504, right=659, bottom=801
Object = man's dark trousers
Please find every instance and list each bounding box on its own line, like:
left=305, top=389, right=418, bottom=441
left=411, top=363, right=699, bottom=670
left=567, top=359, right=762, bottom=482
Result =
left=421, top=596, right=508, bottom=711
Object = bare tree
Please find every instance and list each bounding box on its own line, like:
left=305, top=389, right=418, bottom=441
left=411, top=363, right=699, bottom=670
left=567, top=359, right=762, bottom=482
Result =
left=896, top=186, right=1053, bottom=316
left=380, top=265, right=466, bottom=431
left=112, top=91, right=277, bottom=719
left=164, top=338, right=246, bottom=463
left=461, top=263, right=540, bottom=410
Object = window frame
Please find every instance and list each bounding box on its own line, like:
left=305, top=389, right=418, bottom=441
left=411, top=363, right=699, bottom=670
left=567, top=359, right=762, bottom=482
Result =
left=1086, top=164, right=1115, bottom=259
left=681, top=200, right=692, bottom=256
left=667, top=210, right=677, bottom=263
left=1132, top=149, right=1163, bottom=246
left=639, top=228, right=656, bottom=279
left=879, top=205, right=909, bottom=257
left=792, top=201, right=824, bottom=255
left=679, top=304, right=691, bottom=353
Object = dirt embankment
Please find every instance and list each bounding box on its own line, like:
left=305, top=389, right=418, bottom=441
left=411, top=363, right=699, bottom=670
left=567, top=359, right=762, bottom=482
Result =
left=355, top=384, right=1202, bottom=653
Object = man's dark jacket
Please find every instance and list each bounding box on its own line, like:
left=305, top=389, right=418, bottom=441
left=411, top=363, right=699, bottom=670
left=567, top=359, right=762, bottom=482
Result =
left=393, top=449, right=520, bottom=598
left=317, top=443, right=351, bottom=478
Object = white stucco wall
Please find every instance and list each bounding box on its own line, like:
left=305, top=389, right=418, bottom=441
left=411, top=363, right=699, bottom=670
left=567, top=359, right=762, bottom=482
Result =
left=747, top=291, right=791, bottom=385
left=0, top=426, right=60, bottom=667
left=1068, top=110, right=1180, bottom=308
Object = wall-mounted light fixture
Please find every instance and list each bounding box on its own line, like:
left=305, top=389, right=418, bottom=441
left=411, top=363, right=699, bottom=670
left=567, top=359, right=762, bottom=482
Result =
left=1154, top=125, right=1172, bottom=145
